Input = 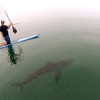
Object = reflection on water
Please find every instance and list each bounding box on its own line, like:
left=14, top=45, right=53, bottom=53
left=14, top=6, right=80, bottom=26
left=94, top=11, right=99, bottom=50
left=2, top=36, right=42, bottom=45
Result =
left=7, top=45, right=24, bottom=65
left=12, top=59, right=74, bottom=90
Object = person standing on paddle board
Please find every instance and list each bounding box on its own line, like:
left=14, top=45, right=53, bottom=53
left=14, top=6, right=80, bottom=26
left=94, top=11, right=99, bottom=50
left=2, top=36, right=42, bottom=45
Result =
left=0, top=20, right=12, bottom=45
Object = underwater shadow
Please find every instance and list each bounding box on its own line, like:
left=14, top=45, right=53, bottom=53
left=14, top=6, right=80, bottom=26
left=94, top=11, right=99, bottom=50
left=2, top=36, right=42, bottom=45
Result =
left=12, top=59, right=74, bottom=90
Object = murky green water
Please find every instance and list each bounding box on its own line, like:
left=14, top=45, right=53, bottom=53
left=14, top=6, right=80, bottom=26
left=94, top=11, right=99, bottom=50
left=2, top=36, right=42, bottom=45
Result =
left=0, top=17, right=100, bottom=100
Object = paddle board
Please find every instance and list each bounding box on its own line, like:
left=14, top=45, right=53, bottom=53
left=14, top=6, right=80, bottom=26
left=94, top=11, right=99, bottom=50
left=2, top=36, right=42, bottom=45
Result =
left=0, top=34, right=40, bottom=49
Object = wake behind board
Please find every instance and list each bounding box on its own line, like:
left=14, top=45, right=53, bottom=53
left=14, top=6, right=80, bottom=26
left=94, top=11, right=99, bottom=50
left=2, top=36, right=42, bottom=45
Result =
left=0, top=34, right=40, bottom=49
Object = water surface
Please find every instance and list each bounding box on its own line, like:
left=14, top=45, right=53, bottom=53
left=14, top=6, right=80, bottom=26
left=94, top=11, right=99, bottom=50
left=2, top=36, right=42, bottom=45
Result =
left=0, top=17, right=100, bottom=100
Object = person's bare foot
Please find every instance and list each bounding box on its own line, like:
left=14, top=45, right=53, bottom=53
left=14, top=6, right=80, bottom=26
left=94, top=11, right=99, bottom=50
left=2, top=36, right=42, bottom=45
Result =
left=0, top=42, right=7, bottom=47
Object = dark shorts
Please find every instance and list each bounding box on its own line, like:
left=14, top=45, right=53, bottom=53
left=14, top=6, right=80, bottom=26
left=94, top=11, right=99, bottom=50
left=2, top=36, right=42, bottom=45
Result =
left=5, top=35, right=11, bottom=44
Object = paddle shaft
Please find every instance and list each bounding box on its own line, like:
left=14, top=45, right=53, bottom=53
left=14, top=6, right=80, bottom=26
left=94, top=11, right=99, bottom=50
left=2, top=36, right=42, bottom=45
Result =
left=4, top=11, right=14, bottom=27
left=5, top=11, right=17, bottom=33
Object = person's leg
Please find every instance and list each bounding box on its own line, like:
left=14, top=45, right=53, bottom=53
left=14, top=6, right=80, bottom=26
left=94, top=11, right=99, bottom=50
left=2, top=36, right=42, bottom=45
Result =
left=0, top=35, right=11, bottom=47
left=5, top=35, right=11, bottom=44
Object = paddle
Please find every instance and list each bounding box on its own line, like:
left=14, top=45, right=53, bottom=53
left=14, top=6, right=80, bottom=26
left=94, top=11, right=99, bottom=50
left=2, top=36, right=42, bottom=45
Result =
left=5, top=11, right=17, bottom=34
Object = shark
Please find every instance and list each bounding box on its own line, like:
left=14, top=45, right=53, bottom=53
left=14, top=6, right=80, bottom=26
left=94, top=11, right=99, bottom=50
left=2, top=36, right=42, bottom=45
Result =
left=12, top=59, right=74, bottom=90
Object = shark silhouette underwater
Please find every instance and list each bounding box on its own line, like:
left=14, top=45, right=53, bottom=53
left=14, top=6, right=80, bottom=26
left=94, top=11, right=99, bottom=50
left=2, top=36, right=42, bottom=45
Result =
left=12, top=59, right=74, bottom=90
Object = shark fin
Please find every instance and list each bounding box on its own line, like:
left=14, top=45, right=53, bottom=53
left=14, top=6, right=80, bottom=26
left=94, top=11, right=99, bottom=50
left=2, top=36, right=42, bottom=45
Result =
left=55, top=69, right=62, bottom=83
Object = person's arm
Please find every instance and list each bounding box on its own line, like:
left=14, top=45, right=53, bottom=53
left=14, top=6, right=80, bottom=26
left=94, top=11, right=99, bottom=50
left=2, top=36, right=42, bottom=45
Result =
left=1, top=32, right=5, bottom=40
left=7, top=23, right=12, bottom=29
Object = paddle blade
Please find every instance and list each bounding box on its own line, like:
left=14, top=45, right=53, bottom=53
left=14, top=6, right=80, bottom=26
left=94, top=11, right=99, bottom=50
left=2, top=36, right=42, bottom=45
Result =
left=12, top=26, right=17, bottom=34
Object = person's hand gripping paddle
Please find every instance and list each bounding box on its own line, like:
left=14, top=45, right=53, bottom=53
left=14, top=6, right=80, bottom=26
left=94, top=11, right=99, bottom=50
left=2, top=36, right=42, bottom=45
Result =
left=5, top=11, right=17, bottom=34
